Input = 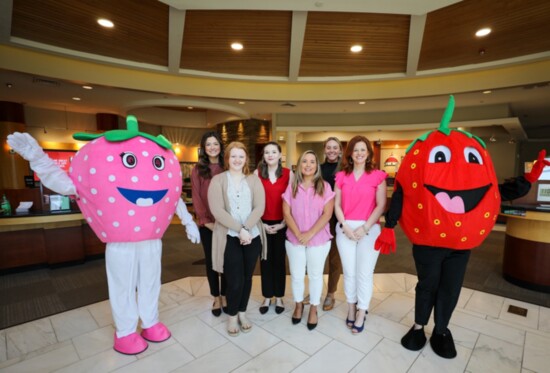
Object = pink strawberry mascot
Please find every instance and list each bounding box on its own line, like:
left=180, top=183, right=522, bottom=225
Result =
left=7, top=116, right=200, bottom=355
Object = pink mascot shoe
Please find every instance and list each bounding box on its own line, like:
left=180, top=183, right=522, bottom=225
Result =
left=141, top=322, right=171, bottom=343
left=113, top=333, right=148, bottom=355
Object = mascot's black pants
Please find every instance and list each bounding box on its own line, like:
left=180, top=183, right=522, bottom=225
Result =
left=412, top=245, right=471, bottom=334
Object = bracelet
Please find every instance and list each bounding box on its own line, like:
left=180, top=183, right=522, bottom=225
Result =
left=241, top=225, right=249, bottom=232
left=362, top=225, right=369, bottom=234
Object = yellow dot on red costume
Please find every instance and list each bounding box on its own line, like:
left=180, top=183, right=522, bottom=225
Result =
left=434, top=219, right=440, bottom=225
left=440, top=233, right=446, bottom=238
left=411, top=163, right=417, bottom=169
left=417, top=203, right=423, bottom=209
left=461, top=237, right=467, bottom=242
left=480, top=229, right=486, bottom=235
left=484, top=212, right=490, bottom=218
left=414, top=228, right=420, bottom=233
left=412, top=182, right=418, bottom=188
left=455, top=221, right=462, bottom=227
left=413, top=149, right=420, bottom=155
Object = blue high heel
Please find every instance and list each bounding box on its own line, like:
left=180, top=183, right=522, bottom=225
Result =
left=346, top=318, right=355, bottom=329
left=352, top=313, right=367, bottom=334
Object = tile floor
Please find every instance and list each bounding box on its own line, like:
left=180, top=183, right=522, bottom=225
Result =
left=1, top=273, right=549, bottom=373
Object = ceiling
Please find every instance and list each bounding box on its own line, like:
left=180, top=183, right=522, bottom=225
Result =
left=1, top=0, right=550, bottom=141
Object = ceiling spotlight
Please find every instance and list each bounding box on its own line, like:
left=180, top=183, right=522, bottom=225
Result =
left=475, top=28, right=491, bottom=37
left=231, top=42, right=243, bottom=51
left=97, top=18, right=114, bottom=28
left=187, top=106, right=193, bottom=110
left=72, top=97, right=81, bottom=101
left=508, top=137, right=516, bottom=144
left=483, top=90, right=492, bottom=94
left=6, top=83, right=13, bottom=88
left=82, top=85, right=93, bottom=90
left=489, top=134, right=497, bottom=142
left=350, top=45, right=363, bottom=53
left=238, top=101, right=246, bottom=105
left=359, top=101, right=366, bottom=105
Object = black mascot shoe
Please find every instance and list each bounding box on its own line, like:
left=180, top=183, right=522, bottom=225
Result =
left=430, top=328, right=457, bottom=359
left=401, top=325, right=427, bottom=351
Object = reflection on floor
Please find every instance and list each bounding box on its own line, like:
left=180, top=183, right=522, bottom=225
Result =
left=1, top=273, right=549, bottom=372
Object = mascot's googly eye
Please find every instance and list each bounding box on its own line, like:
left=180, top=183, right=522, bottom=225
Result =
left=152, top=155, right=165, bottom=170
left=120, top=152, right=137, bottom=168
left=464, top=147, right=483, bottom=165
left=428, top=145, right=451, bottom=163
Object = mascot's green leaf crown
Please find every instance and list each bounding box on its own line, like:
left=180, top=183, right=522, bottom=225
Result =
left=72, top=115, right=173, bottom=151
left=406, top=95, right=486, bottom=153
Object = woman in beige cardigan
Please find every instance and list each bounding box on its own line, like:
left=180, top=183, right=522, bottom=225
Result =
left=208, top=141, right=266, bottom=336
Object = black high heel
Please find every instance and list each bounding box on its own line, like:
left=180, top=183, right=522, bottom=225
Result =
left=307, top=307, right=318, bottom=330
left=292, top=302, right=303, bottom=324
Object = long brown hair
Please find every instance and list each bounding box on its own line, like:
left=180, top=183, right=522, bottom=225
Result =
left=224, top=141, right=250, bottom=175
left=341, top=135, right=375, bottom=174
left=197, top=131, right=224, bottom=179
left=257, top=141, right=283, bottom=179
left=291, top=150, right=325, bottom=198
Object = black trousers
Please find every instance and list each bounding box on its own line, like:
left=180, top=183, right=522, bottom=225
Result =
left=199, top=226, right=226, bottom=297
left=260, top=219, right=287, bottom=298
left=224, top=236, right=262, bottom=316
left=412, top=245, right=471, bottom=334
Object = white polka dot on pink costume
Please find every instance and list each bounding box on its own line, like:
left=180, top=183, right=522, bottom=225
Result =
left=69, top=136, right=182, bottom=243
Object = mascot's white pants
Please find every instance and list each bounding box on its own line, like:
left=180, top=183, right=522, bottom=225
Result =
left=105, top=239, right=162, bottom=338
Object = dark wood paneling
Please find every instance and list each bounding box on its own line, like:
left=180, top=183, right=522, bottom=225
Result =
left=44, top=226, right=85, bottom=265
left=300, top=12, right=409, bottom=76
left=503, top=234, right=550, bottom=292
left=83, top=224, right=105, bottom=256
left=12, top=0, right=169, bottom=66
left=0, top=229, right=46, bottom=269
left=181, top=10, right=292, bottom=76
left=419, top=0, right=550, bottom=71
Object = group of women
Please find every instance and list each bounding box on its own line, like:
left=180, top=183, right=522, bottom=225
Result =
left=191, top=132, right=387, bottom=336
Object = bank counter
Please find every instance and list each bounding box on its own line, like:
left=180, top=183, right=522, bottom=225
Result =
left=500, top=204, right=550, bottom=293
left=0, top=211, right=105, bottom=271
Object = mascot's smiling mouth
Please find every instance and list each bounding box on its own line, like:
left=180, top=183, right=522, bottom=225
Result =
left=425, top=184, right=491, bottom=214
left=117, top=187, right=168, bottom=207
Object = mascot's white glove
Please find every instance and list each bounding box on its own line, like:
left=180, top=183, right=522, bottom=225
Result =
left=7, top=132, right=76, bottom=196
left=176, top=198, right=200, bottom=244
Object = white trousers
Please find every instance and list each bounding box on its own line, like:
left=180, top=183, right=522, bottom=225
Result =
left=105, top=239, right=162, bottom=338
left=336, top=221, right=381, bottom=311
left=286, top=240, right=331, bottom=306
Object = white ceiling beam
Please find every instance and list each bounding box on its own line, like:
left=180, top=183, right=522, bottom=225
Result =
left=0, top=0, right=12, bottom=43
left=289, top=11, right=307, bottom=82
left=161, top=0, right=462, bottom=16
left=168, top=7, right=186, bottom=74
left=406, top=14, right=427, bottom=77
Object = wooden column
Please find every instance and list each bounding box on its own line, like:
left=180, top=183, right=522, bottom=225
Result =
left=217, top=119, right=271, bottom=170
left=0, top=101, right=28, bottom=189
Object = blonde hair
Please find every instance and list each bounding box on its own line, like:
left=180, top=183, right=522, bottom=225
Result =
left=224, top=141, right=250, bottom=175
left=291, top=150, right=325, bottom=198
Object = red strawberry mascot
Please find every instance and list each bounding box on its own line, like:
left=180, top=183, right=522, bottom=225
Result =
left=375, top=96, right=549, bottom=359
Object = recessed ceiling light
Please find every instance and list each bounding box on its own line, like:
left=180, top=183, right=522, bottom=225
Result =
left=238, top=101, right=246, bottom=105
left=72, top=97, right=81, bottom=101
left=475, top=28, right=491, bottom=37
left=359, top=101, right=366, bottom=105
left=187, top=106, right=193, bottom=110
left=231, top=42, right=243, bottom=51
left=483, top=90, right=492, bottom=94
left=350, top=45, right=363, bottom=53
left=82, top=85, right=93, bottom=90
left=97, top=18, right=114, bottom=28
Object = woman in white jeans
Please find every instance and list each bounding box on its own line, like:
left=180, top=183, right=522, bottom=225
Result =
left=334, top=136, right=387, bottom=334
left=283, top=150, right=335, bottom=331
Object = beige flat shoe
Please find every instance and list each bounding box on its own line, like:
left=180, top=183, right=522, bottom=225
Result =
left=238, top=312, right=252, bottom=333
left=322, top=296, right=335, bottom=311
left=227, top=315, right=240, bottom=337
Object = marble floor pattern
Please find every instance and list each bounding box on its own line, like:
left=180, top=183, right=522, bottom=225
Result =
left=1, top=273, right=549, bottom=373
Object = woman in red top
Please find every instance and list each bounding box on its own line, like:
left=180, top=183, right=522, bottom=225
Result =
left=254, top=142, right=293, bottom=314
left=191, top=131, right=227, bottom=316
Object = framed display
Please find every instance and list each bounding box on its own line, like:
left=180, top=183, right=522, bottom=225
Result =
left=34, top=150, right=76, bottom=181
left=537, top=183, right=550, bottom=203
